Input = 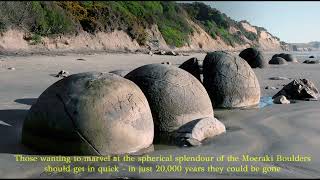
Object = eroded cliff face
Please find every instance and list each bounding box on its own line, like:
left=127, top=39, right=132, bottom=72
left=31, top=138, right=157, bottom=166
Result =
left=0, top=20, right=284, bottom=54
left=239, top=22, right=282, bottom=51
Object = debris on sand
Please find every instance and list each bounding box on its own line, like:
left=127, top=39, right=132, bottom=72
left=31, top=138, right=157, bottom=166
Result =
left=269, top=77, right=290, bottom=80
left=273, top=95, right=290, bottom=104
left=76, top=58, right=86, bottom=61
left=303, top=60, right=320, bottom=64
left=8, top=67, right=15, bottom=70
left=265, top=86, right=277, bottom=90
left=154, top=50, right=166, bottom=55
left=55, top=70, right=69, bottom=78
left=160, top=61, right=172, bottom=65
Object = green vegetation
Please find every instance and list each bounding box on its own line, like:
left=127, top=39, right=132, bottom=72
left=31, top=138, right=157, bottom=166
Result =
left=181, top=2, right=261, bottom=47
left=29, top=34, right=42, bottom=45
left=0, top=1, right=280, bottom=48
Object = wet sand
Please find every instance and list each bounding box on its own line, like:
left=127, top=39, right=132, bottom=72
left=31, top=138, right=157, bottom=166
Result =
left=0, top=51, right=320, bottom=178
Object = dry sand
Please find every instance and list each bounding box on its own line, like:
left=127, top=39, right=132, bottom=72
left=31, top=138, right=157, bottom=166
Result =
left=0, top=51, right=320, bottom=178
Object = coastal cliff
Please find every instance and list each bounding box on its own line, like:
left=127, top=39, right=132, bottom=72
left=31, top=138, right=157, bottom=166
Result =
left=0, top=1, right=287, bottom=54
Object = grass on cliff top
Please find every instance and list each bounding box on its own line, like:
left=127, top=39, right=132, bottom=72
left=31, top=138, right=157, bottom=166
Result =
left=0, top=1, right=266, bottom=48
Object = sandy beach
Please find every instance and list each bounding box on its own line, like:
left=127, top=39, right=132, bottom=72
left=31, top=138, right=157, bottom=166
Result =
left=0, top=51, right=320, bottom=178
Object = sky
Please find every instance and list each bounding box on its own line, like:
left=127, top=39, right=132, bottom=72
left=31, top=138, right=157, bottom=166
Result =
left=181, top=1, right=320, bottom=43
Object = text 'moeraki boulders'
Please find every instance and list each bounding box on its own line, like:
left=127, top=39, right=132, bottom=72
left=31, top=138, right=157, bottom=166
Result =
left=22, top=72, right=154, bottom=155
left=239, top=48, right=268, bottom=68
left=125, top=64, right=214, bottom=137
left=203, top=51, right=261, bottom=108
left=273, top=79, right=319, bottom=100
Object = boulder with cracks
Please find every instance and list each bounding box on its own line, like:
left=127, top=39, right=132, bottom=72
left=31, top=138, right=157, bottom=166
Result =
left=173, top=117, right=226, bottom=147
left=125, top=64, right=215, bottom=142
left=203, top=51, right=261, bottom=108
left=22, top=72, right=154, bottom=155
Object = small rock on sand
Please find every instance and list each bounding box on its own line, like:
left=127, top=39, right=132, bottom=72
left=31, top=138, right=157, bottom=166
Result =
left=8, top=67, right=15, bottom=70
left=309, top=56, right=315, bottom=58
left=55, top=70, right=69, bottom=78
left=76, top=58, right=86, bottom=61
left=265, top=86, right=277, bottom=90
left=303, top=60, right=320, bottom=64
left=273, top=95, right=290, bottom=104
left=161, top=61, right=172, bottom=65
left=269, top=77, right=289, bottom=80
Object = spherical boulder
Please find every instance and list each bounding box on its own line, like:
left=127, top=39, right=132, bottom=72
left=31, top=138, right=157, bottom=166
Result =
left=124, top=64, right=214, bottom=138
left=283, top=53, right=298, bottom=63
left=203, top=51, right=261, bottom=108
left=239, top=48, right=267, bottom=68
left=179, top=57, right=202, bottom=81
left=272, top=54, right=280, bottom=59
left=269, top=57, right=288, bottom=65
left=22, top=72, right=154, bottom=155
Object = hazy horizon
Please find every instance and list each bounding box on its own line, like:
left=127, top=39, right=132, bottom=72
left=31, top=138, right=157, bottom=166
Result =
left=180, top=1, right=320, bottom=44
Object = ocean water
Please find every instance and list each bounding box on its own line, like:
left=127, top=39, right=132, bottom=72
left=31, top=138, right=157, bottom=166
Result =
left=259, top=96, right=274, bottom=108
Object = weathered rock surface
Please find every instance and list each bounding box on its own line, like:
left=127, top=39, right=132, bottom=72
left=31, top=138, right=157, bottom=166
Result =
left=22, top=72, right=154, bottom=155
left=203, top=51, right=261, bottom=108
left=125, top=64, right=214, bottom=139
left=273, top=95, right=290, bottom=104
left=269, top=57, right=288, bottom=65
left=179, top=57, right=202, bottom=81
left=273, top=79, right=319, bottom=100
left=174, top=117, right=226, bottom=146
left=109, top=69, right=130, bottom=77
left=239, top=48, right=267, bottom=68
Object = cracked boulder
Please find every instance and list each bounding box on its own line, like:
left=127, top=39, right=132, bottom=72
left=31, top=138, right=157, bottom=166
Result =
left=179, top=57, right=202, bottom=81
left=203, top=51, right=261, bottom=108
left=125, top=64, right=214, bottom=142
left=174, top=117, right=226, bottom=147
left=22, top=72, right=154, bottom=155
left=273, top=79, right=319, bottom=100
left=239, top=48, right=268, bottom=68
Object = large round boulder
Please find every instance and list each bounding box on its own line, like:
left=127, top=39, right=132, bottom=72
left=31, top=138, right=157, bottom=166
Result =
left=124, top=64, right=214, bottom=138
left=22, top=72, right=154, bottom=155
left=274, top=53, right=298, bottom=63
left=239, top=48, right=267, bottom=68
left=179, top=57, right=202, bottom=81
left=203, top=51, right=261, bottom=108
left=269, top=57, right=288, bottom=65
left=283, top=53, right=298, bottom=63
